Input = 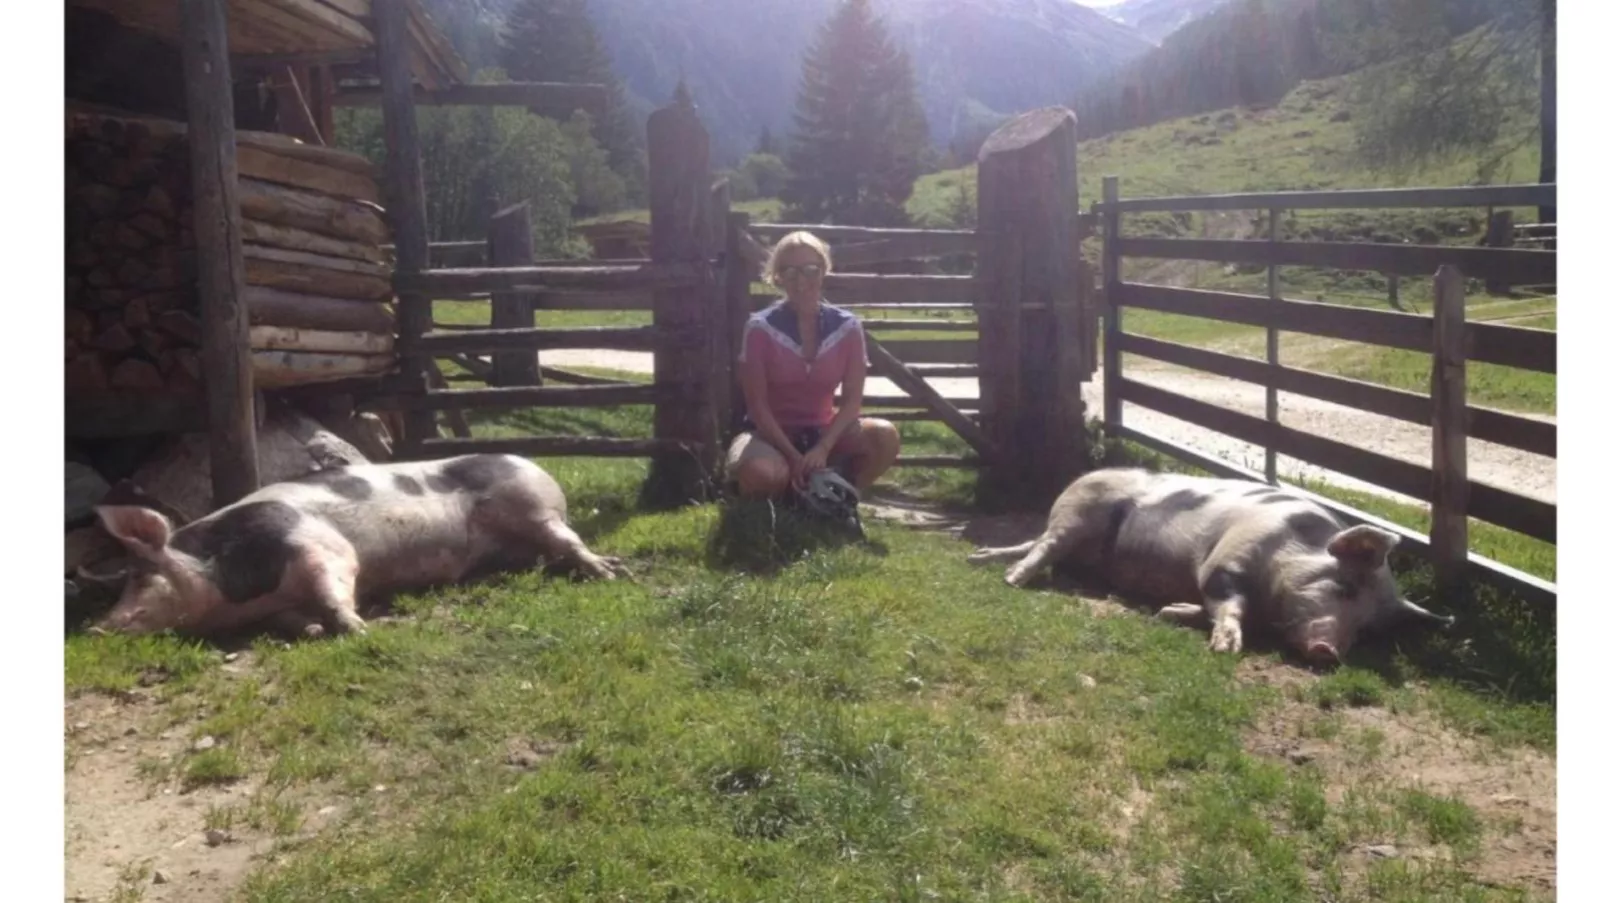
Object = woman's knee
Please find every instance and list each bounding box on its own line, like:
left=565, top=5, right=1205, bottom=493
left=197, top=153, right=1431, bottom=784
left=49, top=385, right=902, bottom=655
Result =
left=735, top=456, right=790, bottom=497
left=860, top=418, right=902, bottom=457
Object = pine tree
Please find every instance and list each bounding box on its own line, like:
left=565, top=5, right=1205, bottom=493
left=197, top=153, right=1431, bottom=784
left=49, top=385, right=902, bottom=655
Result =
left=780, top=0, right=930, bottom=226
left=756, top=125, right=776, bottom=156
left=499, top=0, right=642, bottom=193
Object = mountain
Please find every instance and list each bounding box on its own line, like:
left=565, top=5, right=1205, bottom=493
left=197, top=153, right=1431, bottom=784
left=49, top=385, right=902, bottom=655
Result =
left=422, top=0, right=1153, bottom=164
left=1096, top=0, right=1236, bottom=44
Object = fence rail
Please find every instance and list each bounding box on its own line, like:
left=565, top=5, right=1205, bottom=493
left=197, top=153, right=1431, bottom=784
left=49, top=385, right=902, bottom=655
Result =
left=1100, top=176, right=1557, bottom=605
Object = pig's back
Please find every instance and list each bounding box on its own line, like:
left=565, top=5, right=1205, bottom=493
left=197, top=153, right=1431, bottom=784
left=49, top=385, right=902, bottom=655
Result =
left=1104, top=475, right=1338, bottom=601
left=238, top=456, right=555, bottom=590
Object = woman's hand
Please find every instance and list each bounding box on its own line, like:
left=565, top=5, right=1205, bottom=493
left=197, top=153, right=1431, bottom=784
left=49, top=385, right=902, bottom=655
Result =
left=793, top=445, right=831, bottom=490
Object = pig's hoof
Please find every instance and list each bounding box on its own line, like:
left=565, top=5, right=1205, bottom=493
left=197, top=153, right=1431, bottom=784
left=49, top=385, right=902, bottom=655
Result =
left=1208, top=622, right=1243, bottom=653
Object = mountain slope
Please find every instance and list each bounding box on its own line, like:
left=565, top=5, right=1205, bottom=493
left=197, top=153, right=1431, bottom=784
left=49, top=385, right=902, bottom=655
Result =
left=1098, top=0, right=1235, bottom=44
left=426, top=0, right=1152, bottom=163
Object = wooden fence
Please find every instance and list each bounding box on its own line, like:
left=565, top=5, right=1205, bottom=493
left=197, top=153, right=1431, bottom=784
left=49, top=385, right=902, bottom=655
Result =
left=1095, top=178, right=1558, bottom=604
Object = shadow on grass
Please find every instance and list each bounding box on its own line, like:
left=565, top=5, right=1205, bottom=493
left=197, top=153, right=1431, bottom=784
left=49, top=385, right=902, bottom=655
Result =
left=704, top=497, right=888, bottom=577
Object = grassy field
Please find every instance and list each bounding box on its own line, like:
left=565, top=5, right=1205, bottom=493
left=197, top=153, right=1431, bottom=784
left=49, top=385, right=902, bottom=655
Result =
left=66, top=406, right=1555, bottom=901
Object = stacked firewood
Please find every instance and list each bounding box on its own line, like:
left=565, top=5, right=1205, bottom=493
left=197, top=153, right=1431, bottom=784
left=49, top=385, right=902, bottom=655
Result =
left=65, top=110, right=398, bottom=395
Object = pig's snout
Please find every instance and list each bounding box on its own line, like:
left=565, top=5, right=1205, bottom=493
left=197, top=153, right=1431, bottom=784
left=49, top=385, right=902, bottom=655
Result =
left=1302, top=640, right=1343, bottom=666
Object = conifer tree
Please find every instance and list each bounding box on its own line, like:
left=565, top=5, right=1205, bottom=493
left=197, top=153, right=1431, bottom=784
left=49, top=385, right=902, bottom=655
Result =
left=780, top=0, right=930, bottom=226
left=499, top=0, right=642, bottom=190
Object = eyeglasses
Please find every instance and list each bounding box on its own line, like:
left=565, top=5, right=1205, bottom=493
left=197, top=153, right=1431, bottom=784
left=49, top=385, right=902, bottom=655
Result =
left=777, top=263, right=823, bottom=280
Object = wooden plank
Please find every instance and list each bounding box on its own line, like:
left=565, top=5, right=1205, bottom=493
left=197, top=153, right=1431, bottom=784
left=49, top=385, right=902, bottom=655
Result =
left=261, top=0, right=372, bottom=43
left=724, top=211, right=755, bottom=438
left=182, top=0, right=259, bottom=504
left=893, top=455, right=983, bottom=469
left=373, top=0, right=437, bottom=451
left=1120, top=237, right=1556, bottom=287
left=237, top=177, right=389, bottom=244
left=1464, top=321, right=1556, bottom=373
left=417, top=435, right=700, bottom=458
left=902, top=364, right=980, bottom=379
left=1112, top=423, right=1554, bottom=606
left=411, top=326, right=657, bottom=355
left=331, top=81, right=610, bottom=118
left=1097, top=183, right=1556, bottom=214
left=249, top=325, right=393, bottom=354
left=252, top=349, right=393, bottom=388
left=876, top=338, right=978, bottom=364
left=245, top=285, right=394, bottom=333
left=240, top=219, right=385, bottom=263
left=1430, top=266, right=1470, bottom=592
left=861, top=318, right=976, bottom=332
left=748, top=223, right=976, bottom=243
left=822, top=273, right=975, bottom=305
left=1118, top=376, right=1554, bottom=541
left=399, top=383, right=663, bottom=411
left=245, top=255, right=392, bottom=300
left=1118, top=332, right=1554, bottom=457
left=864, top=335, right=1000, bottom=462
left=487, top=202, right=540, bottom=387
left=824, top=233, right=979, bottom=266
left=236, top=144, right=379, bottom=202
left=1266, top=207, right=1282, bottom=481
left=242, top=244, right=391, bottom=277
left=1122, top=283, right=1556, bottom=374
left=398, top=262, right=699, bottom=296
left=848, top=394, right=981, bottom=411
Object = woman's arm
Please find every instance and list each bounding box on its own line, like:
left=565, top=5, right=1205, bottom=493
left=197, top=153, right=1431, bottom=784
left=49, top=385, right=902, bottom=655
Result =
left=737, top=345, right=801, bottom=467
left=815, top=324, right=867, bottom=454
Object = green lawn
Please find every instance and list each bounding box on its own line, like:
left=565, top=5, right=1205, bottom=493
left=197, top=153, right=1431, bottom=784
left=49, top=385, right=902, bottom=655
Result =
left=66, top=424, right=1554, bottom=901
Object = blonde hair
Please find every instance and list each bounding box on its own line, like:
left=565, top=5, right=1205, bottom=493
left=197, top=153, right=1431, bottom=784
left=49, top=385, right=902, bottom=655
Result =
left=763, top=230, right=833, bottom=286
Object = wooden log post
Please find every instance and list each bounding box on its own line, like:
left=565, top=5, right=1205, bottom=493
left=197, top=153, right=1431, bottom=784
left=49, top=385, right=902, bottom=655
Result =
left=181, top=0, right=259, bottom=506
left=1429, top=265, right=1469, bottom=599
left=1101, top=176, right=1123, bottom=440
left=486, top=202, right=540, bottom=386
left=974, top=107, right=1088, bottom=508
left=724, top=210, right=754, bottom=440
left=1485, top=210, right=1515, bottom=295
left=640, top=97, right=718, bottom=508
left=374, top=0, right=437, bottom=456
left=1265, top=206, right=1282, bottom=482
left=704, top=180, right=734, bottom=444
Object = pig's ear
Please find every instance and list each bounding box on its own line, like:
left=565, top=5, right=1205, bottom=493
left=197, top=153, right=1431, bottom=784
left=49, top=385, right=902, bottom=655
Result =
left=1326, top=524, right=1399, bottom=570
left=94, top=505, right=173, bottom=561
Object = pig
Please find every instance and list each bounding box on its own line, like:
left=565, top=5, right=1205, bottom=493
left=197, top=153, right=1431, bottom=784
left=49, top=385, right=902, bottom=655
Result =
left=965, top=468, right=1454, bottom=664
left=82, top=454, right=627, bottom=640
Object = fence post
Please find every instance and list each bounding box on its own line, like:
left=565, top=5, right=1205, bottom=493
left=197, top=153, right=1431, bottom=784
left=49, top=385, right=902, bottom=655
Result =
left=723, top=209, right=753, bottom=443
left=181, top=0, right=259, bottom=506
left=374, top=0, right=438, bottom=457
left=1265, top=206, right=1281, bottom=482
left=641, top=96, right=718, bottom=508
left=704, top=179, right=733, bottom=451
left=486, top=202, right=539, bottom=387
left=1430, top=264, right=1469, bottom=597
left=973, top=106, right=1086, bottom=508
left=1485, top=210, right=1514, bottom=295
left=1101, top=176, right=1123, bottom=440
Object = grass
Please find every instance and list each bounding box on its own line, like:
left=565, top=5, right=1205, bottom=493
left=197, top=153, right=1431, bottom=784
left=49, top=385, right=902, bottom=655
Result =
left=64, top=441, right=1553, bottom=899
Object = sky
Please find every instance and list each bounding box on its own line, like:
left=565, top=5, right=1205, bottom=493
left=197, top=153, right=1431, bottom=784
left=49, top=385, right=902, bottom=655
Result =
left=1076, top=0, right=1126, bottom=7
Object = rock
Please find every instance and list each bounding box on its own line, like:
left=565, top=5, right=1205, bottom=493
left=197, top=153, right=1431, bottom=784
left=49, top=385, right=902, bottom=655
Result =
left=204, top=828, right=232, bottom=847
left=192, top=735, right=217, bottom=752
left=1362, top=844, right=1399, bottom=860
left=223, top=652, right=240, bottom=663
left=72, top=721, right=89, bottom=732
left=65, top=462, right=111, bottom=528
left=317, top=805, right=339, bottom=817
left=902, top=676, right=925, bottom=691
left=1289, top=748, right=1317, bottom=765
left=153, top=869, right=171, bottom=885
left=1077, top=674, right=1097, bottom=689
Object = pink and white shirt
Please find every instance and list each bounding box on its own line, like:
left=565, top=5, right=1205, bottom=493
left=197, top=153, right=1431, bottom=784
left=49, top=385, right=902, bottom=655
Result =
left=738, top=299, right=868, bottom=429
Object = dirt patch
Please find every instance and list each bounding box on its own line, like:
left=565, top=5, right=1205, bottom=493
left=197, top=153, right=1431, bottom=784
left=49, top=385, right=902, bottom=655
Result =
left=1242, top=661, right=1556, bottom=895
left=65, top=669, right=352, bottom=902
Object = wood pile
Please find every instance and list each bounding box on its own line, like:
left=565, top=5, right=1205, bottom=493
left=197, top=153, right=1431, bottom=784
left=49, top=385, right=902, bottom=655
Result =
left=65, top=110, right=398, bottom=401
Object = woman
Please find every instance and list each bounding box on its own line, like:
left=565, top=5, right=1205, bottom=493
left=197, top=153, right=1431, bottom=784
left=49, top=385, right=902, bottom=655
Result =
left=727, top=230, right=902, bottom=499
